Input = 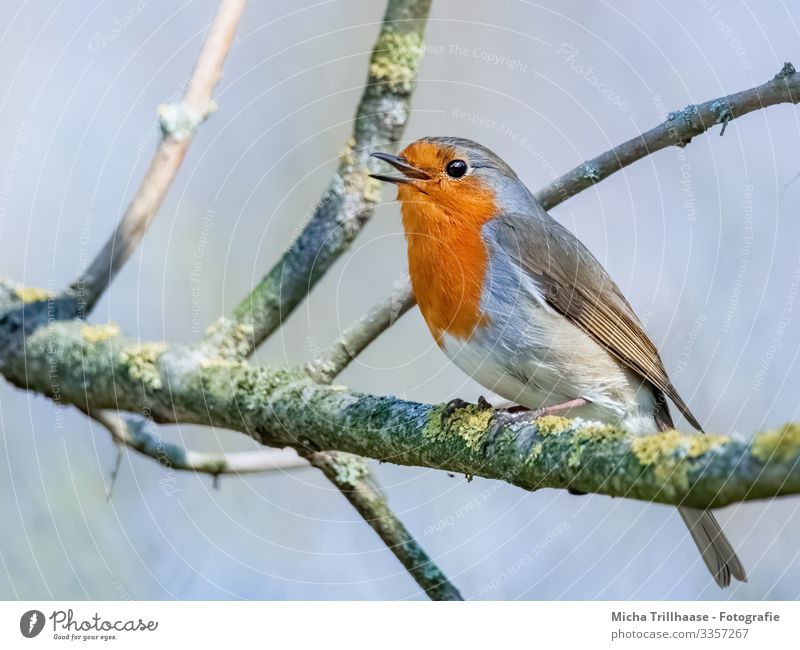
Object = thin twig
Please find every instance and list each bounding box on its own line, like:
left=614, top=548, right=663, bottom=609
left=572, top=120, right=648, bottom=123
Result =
left=535, top=62, right=800, bottom=210
left=66, top=0, right=247, bottom=314
left=306, top=276, right=414, bottom=382
left=86, top=409, right=309, bottom=476
left=207, top=0, right=432, bottom=358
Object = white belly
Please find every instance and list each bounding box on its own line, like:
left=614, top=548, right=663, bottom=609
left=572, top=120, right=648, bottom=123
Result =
left=438, top=306, right=659, bottom=435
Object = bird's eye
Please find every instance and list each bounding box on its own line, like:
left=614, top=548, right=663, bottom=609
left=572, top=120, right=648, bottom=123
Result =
left=445, top=159, right=468, bottom=179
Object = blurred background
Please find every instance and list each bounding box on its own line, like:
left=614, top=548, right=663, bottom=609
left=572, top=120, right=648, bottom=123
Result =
left=1, top=0, right=799, bottom=600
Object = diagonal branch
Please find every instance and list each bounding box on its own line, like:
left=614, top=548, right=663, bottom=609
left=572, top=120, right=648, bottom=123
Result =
left=306, top=276, right=414, bottom=383
left=207, top=0, right=432, bottom=358
left=66, top=0, right=247, bottom=315
left=297, top=448, right=462, bottom=600
left=535, top=62, right=800, bottom=210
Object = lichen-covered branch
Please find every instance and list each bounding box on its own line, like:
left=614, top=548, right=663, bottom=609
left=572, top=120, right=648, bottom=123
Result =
left=3, top=318, right=800, bottom=510
left=298, top=448, right=462, bottom=600
left=535, top=62, right=800, bottom=210
left=66, top=0, right=247, bottom=314
left=86, top=409, right=309, bottom=475
left=208, top=0, right=432, bottom=358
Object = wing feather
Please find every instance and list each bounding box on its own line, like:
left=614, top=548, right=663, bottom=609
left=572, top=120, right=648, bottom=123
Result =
left=491, top=211, right=702, bottom=431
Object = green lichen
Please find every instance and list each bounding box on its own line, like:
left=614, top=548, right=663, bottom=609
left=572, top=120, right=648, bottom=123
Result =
left=751, top=424, right=800, bottom=462
left=81, top=322, right=120, bottom=343
left=566, top=423, right=623, bottom=468
left=204, top=317, right=255, bottom=358
left=120, top=342, right=167, bottom=390
left=332, top=454, right=370, bottom=487
left=424, top=404, right=493, bottom=452
left=15, top=286, right=54, bottom=303
left=631, top=430, right=730, bottom=490
left=368, top=27, right=424, bottom=94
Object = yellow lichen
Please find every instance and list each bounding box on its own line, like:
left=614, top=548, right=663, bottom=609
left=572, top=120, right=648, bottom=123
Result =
left=81, top=323, right=120, bottom=343
left=15, top=286, right=54, bottom=303
left=572, top=422, right=625, bottom=443
left=631, top=430, right=730, bottom=489
left=425, top=405, right=493, bottom=452
left=751, top=424, right=800, bottom=462
left=120, top=342, right=167, bottom=390
left=535, top=415, right=572, bottom=436
left=368, top=28, right=424, bottom=93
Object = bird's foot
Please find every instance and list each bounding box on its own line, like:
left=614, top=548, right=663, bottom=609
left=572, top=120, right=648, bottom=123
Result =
left=482, top=406, right=533, bottom=455
left=477, top=395, right=494, bottom=410
left=441, top=395, right=494, bottom=428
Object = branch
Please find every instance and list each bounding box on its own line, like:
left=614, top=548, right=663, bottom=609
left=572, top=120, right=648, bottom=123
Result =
left=535, top=62, right=800, bottom=210
left=207, top=0, right=432, bottom=358
left=86, top=409, right=309, bottom=475
left=66, top=0, right=247, bottom=314
left=4, top=321, right=800, bottom=510
left=306, top=276, right=414, bottom=382
left=298, top=448, right=462, bottom=600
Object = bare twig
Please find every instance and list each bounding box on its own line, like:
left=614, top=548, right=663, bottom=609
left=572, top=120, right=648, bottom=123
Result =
left=66, top=0, right=247, bottom=314
left=306, top=276, right=414, bottom=382
left=535, top=62, right=800, bottom=210
left=207, top=0, right=432, bottom=358
left=87, top=409, right=309, bottom=476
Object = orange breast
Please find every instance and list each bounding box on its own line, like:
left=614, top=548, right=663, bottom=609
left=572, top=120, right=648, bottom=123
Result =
left=399, top=181, right=496, bottom=343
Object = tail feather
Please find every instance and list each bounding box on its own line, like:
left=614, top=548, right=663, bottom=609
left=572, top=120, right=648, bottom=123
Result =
left=653, top=389, right=746, bottom=588
left=678, top=507, right=747, bottom=587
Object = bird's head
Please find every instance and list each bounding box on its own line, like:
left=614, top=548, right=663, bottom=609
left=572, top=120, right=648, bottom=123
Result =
left=370, top=137, right=529, bottom=222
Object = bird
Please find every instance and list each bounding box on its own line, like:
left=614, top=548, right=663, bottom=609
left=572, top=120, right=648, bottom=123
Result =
left=370, top=136, right=746, bottom=588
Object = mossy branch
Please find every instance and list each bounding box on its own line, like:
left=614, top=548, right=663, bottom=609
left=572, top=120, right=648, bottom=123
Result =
left=3, top=317, right=800, bottom=511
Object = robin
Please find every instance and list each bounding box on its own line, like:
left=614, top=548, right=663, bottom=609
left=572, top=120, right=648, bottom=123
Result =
left=371, top=136, right=746, bottom=588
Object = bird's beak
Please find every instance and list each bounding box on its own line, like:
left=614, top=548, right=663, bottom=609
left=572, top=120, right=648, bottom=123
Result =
left=369, top=151, right=430, bottom=184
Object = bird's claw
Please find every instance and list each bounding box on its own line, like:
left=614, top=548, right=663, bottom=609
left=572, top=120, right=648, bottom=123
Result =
left=477, top=395, right=493, bottom=410
left=441, top=396, right=494, bottom=428
left=482, top=406, right=533, bottom=455
left=441, top=398, right=471, bottom=428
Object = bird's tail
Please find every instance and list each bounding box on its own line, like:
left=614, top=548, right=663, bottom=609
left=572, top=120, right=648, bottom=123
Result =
left=652, top=393, right=746, bottom=587
left=677, top=507, right=747, bottom=587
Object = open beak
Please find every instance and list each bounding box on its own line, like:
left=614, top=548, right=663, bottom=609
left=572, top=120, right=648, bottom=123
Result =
left=369, top=151, right=430, bottom=184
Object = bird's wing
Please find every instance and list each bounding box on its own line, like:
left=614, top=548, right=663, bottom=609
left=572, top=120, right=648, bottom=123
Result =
left=490, top=210, right=703, bottom=431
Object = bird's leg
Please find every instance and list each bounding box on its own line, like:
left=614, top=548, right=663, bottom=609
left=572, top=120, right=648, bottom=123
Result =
left=482, top=397, right=589, bottom=455
left=531, top=397, right=589, bottom=417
